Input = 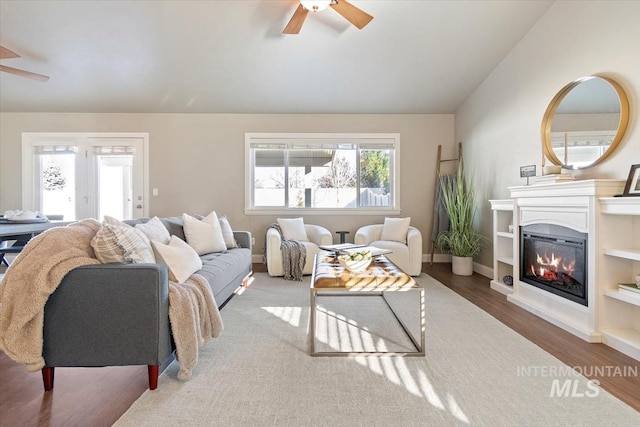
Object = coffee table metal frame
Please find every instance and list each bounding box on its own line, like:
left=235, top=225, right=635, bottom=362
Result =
left=309, top=255, right=425, bottom=357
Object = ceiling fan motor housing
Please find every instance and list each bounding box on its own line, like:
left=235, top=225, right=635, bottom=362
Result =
left=300, top=1, right=332, bottom=12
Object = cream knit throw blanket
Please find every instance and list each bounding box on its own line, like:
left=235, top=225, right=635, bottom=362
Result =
left=0, top=219, right=102, bottom=371
left=168, top=274, right=223, bottom=380
left=0, top=219, right=223, bottom=380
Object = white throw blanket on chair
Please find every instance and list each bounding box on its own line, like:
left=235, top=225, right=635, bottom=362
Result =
left=265, top=223, right=306, bottom=281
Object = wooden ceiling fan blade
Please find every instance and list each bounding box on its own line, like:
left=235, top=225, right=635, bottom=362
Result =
left=283, top=4, right=309, bottom=34
left=0, top=45, right=20, bottom=59
left=0, top=65, right=49, bottom=82
left=330, top=0, right=373, bottom=29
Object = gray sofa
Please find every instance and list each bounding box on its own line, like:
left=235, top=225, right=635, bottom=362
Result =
left=41, top=216, right=252, bottom=391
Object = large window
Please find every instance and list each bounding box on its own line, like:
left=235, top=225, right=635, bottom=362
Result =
left=245, top=133, right=400, bottom=214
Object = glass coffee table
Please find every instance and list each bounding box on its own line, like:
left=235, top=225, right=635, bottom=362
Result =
left=309, top=252, right=425, bottom=356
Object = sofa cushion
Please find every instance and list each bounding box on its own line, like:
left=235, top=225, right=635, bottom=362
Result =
left=152, top=236, right=202, bottom=283
left=183, top=212, right=227, bottom=255
left=197, top=247, right=252, bottom=299
left=381, top=217, right=411, bottom=244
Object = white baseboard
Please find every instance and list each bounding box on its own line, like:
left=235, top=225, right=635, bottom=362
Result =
left=473, top=262, right=493, bottom=279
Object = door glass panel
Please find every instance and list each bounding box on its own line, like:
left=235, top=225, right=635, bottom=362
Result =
left=37, top=147, right=77, bottom=221
left=97, top=154, right=134, bottom=220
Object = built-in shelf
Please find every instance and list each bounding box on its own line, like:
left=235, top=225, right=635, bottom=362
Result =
left=598, top=193, right=640, bottom=362
left=603, top=248, right=640, bottom=261
left=604, top=290, right=640, bottom=307
left=496, top=231, right=514, bottom=238
left=599, top=197, right=640, bottom=215
left=490, top=199, right=515, bottom=297
left=496, top=256, right=514, bottom=266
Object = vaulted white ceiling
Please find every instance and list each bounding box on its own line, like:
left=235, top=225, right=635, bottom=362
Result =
left=0, top=0, right=553, bottom=114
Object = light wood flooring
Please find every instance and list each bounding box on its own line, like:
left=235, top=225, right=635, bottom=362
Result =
left=0, top=263, right=638, bottom=426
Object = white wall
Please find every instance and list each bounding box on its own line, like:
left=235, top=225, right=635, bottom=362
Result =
left=0, top=113, right=455, bottom=258
left=456, top=1, right=640, bottom=267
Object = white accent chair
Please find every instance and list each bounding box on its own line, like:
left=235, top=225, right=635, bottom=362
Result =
left=354, top=224, right=423, bottom=276
left=266, top=224, right=333, bottom=277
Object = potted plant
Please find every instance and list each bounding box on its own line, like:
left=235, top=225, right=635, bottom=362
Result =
left=436, top=159, right=484, bottom=276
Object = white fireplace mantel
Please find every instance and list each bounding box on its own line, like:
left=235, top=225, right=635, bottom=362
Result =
left=507, top=179, right=625, bottom=343
left=509, top=179, right=624, bottom=199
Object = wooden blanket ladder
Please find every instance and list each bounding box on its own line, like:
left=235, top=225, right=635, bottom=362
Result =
left=428, top=142, right=462, bottom=264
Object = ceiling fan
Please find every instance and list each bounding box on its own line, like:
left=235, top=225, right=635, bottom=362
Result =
left=283, top=0, right=373, bottom=34
left=0, top=45, right=50, bottom=82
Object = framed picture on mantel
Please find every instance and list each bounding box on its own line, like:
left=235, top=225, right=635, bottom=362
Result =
left=622, top=164, right=640, bottom=197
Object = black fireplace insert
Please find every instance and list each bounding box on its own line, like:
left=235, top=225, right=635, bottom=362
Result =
left=520, top=224, right=588, bottom=306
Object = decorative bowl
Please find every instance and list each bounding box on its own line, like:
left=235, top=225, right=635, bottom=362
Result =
left=339, top=258, right=372, bottom=273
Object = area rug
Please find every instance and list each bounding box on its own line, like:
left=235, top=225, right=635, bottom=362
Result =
left=114, top=273, right=639, bottom=426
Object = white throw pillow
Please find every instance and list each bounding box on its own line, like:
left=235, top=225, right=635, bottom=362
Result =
left=135, top=216, right=171, bottom=244
left=182, top=212, right=227, bottom=255
left=380, top=217, right=411, bottom=244
left=277, top=217, right=308, bottom=241
left=152, top=236, right=202, bottom=283
left=219, top=215, right=239, bottom=249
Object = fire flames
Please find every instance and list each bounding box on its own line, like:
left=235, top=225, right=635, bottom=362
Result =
left=530, top=252, right=576, bottom=283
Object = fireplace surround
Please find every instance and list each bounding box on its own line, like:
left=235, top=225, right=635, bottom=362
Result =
left=507, top=179, right=625, bottom=343
left=496, top=180, right=639, bottom=361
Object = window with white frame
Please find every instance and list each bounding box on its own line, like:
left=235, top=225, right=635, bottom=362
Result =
left=245, top=133, right=400, bottom=214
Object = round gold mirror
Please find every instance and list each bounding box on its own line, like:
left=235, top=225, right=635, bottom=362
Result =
left=541, top=75, right=630, bottom=169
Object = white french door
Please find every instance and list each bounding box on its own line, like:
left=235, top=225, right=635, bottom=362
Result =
left=22, top=133, right=149, bottom=221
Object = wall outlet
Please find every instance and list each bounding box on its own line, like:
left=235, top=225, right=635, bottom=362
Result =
left=251, top=237, right=255, bottom=245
